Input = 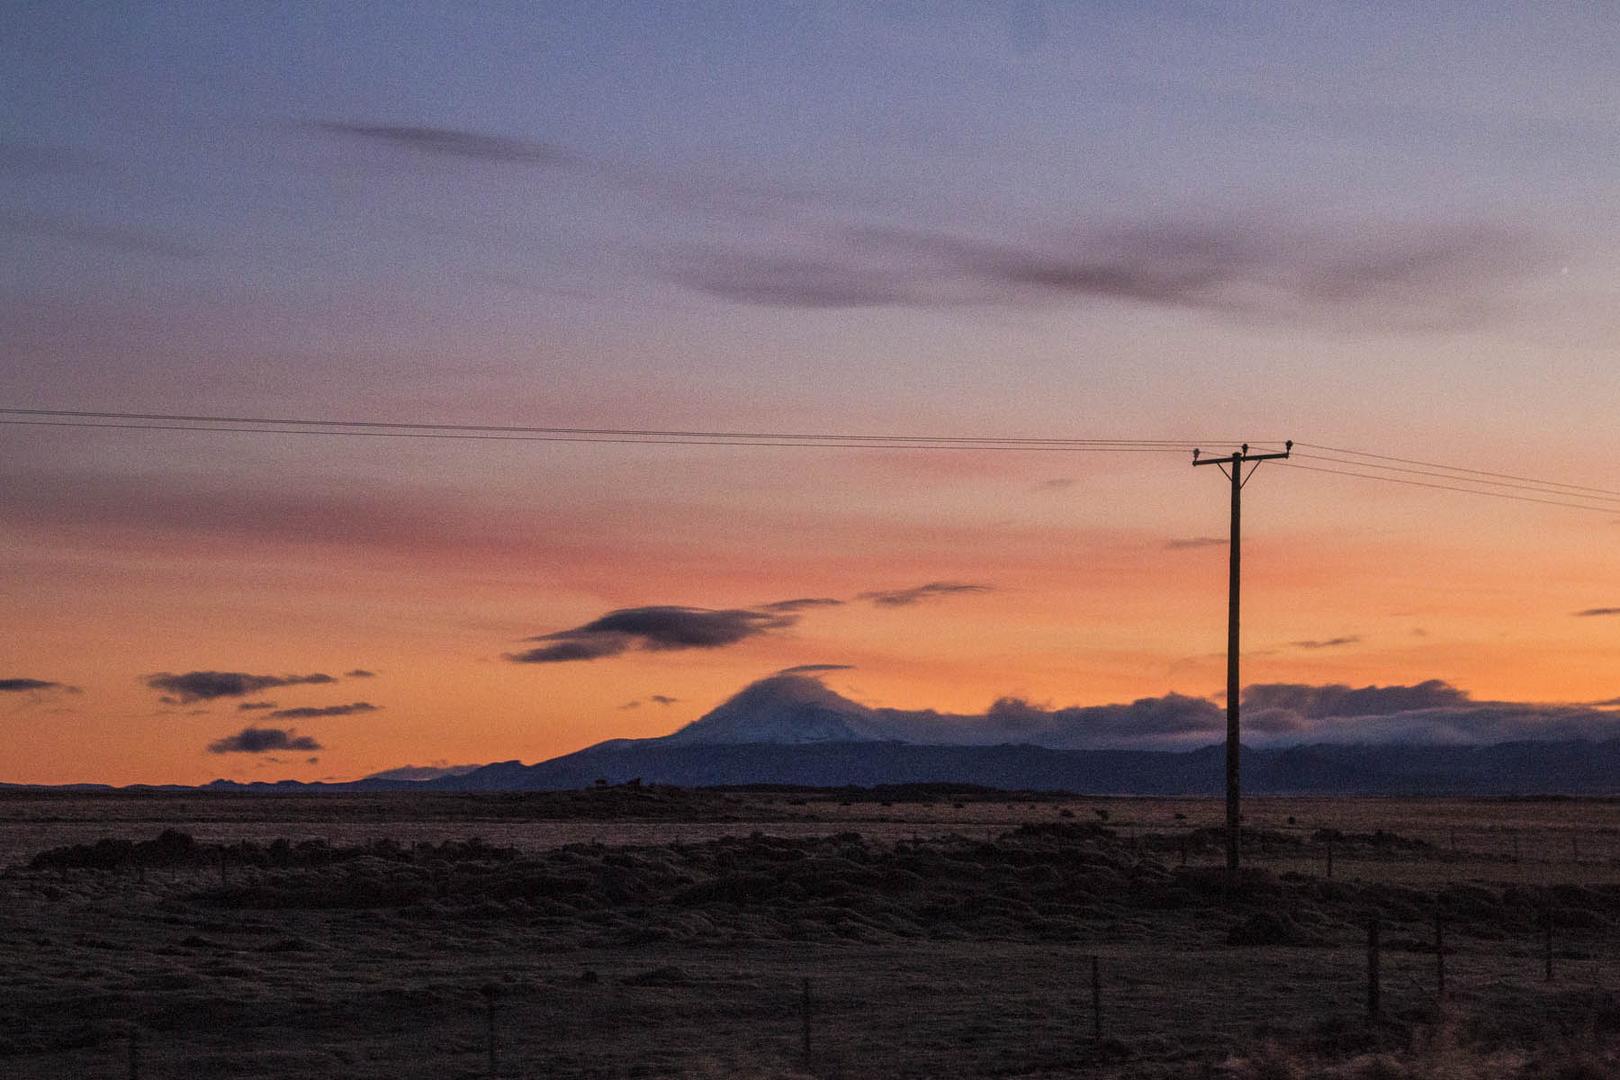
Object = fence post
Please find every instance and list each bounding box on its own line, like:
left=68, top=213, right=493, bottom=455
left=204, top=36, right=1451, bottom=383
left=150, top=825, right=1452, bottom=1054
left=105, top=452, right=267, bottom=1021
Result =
left=1325, top=837, right=1334, bottom=879
left=1435, top=912, right=1445, bottom=1002
left=1366, top=919, right=1381, bottom=1021
left=1090, top=954, right=1102, bottom=1041
left=128, top=1027, right=141, bottom=1080
left=1179, top=834, right=1187, bottom=867
left=801, top=977, right=813, bottom=1069
left=218, top=849, right=228, bottom=888
left=483, top=985, right=499, bottom=1076
left=1545, top=903, right=1555, bottom=983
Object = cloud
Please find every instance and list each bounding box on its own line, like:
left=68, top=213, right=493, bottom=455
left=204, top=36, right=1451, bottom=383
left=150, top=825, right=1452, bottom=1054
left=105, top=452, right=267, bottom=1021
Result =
left=859, top=582, right=992, bottom=607
left=1236, top=680, right=1620, bottom=745
left=510, top=605, right=797, bottom=664
left=315, top=122, right=570, bottom=165
left=668, top=670, right=1222, bottom=749
left=667, top=673, right=1620, bottom=750
left=345, top=669, right=378, bottom=678
left=267, top=702, right=380, bottom=720
left=1035, top=478, right=1077, bottom=491
left=145, top=671, right=337, bottom=703
left=511, top=638, right=628, bottom=664
left=1575, top=607, right=1620, bottom=617
left=206, top=727, right=322, bottom=754
left=676, top=217, right=1537, bottom=325
left=1242, top=680, right=1469, bottom=718
left=761, top=597, right=844, bottom=612
left=0, top=211, right=205, bottom=259
left=618, top=693, right=682, bottom=709
left=775, top=664, right=856, bottom=676
left=678, top=257, right=918, bottom=308
left=237, top=701, right=278, bottom=711
left=1165, top=536, right=1227, bottom=550
left=1288, top=636, right=1362, bottom=650
left=0, top=678, right=77, bottom=694
left=363, top=762, right=483, bottom=782
left=512, top=587, right=987, bottom=665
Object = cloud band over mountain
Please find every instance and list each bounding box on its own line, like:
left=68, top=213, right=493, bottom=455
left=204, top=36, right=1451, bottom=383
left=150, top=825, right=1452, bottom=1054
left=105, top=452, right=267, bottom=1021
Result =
left=660, top=672, right=1620, bottom=750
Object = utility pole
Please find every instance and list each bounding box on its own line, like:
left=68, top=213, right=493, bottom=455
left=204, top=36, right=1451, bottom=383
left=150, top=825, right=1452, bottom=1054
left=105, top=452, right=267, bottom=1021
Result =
left=1192, top=440, right=1291, bottom=881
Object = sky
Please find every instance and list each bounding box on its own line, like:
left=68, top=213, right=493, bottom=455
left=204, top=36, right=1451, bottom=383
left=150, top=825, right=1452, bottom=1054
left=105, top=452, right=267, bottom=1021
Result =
left=2, top=2, right=1618, bottom=784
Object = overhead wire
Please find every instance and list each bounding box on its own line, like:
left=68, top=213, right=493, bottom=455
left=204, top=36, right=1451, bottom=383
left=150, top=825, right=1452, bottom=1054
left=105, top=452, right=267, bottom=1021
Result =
left=0, top=418, right=1198, bottom=452
left=0, top=407, right=1251, bottom=449
left=1277, top=461, right=1620, bottom=514
left=1295, top=441, right=1620, bottom=501
left=1290, top=451, right=1620, bottom=506
left=1, top=406, right=1613, bottom=515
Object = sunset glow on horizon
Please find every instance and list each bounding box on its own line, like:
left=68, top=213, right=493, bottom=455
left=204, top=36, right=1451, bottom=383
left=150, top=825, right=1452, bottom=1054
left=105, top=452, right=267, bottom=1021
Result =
left=4, top=3, right=1619, bottom=784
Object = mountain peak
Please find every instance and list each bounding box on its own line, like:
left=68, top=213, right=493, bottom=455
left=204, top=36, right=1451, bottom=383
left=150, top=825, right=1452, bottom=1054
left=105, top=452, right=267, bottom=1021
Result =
left=659, top=673, right=879, bottom=745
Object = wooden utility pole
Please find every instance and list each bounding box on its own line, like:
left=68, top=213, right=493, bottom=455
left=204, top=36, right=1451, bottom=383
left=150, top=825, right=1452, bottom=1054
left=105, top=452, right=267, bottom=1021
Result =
left=1193, top=441, right=1292, bottom=880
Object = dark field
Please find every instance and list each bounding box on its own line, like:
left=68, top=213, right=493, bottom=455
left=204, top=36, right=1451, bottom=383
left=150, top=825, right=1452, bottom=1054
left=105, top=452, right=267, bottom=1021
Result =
left=6, top=788, right=1620, bottom=1078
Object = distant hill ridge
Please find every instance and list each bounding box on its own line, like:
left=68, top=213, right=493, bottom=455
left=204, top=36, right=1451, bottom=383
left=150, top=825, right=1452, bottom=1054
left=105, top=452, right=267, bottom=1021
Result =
left=431, top=674, right=1620, bottom=796
left=11, top=673, right=1620, bottom=795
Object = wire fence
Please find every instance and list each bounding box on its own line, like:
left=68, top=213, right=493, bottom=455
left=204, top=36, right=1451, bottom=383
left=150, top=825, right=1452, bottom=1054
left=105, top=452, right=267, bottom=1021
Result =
left=17, top=924, right=1618, bottom=1080
left=10, top=831, right=1620, bottom=1080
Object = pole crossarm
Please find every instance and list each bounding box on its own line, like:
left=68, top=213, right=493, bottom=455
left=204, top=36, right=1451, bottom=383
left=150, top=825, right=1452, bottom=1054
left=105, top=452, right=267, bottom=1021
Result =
left=1190, top=439, right=1292, bottom=882
left=1191, top=442, right=1293, bottom=466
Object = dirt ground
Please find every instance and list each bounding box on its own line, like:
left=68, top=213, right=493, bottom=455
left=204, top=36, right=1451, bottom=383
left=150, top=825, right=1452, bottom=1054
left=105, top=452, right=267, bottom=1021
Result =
left=4, top=788, right=1620, bottom=1078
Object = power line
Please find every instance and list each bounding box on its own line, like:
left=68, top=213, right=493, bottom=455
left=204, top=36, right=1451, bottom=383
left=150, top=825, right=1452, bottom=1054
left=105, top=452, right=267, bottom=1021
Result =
left=0, top=419, right=1200, bottom=453
left=1278, top=461, right=1620, bottom=514
left=1296, top=441, right=1620, bottom=501
left=0, top=407, right=1254, bottom=449
left=1291, top=452, right=1620, bottom=507
left=3, top=406, right=1613, bottom=516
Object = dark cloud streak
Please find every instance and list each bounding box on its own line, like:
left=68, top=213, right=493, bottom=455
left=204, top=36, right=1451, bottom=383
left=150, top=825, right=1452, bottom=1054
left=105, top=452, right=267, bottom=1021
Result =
left=762, top=598, right=844, bottom=612
left=0, top=678, right=75, bottom=694
left=316, top=122, right=570, bottom=166
left=1, top=211, right=205, bottom=259
left=776, top=664, right=856, bottom=676
left=510, top=605, right=796, bottom=665
left=1288, top=636, right=1362, bottom=650
left=676, top=218, right=1537, bottom=324
left=145, top=671, right=338, bottom=703
left=206, top=727, right=322, bottom=754
left=859, top=582, right=991, bottom=607
left=267, top=702, right=379, bottom=720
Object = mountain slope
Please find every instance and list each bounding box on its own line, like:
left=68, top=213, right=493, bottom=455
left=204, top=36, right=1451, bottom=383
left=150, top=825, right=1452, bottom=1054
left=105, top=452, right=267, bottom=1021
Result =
left=419, top=737, right=1620, bottom=795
